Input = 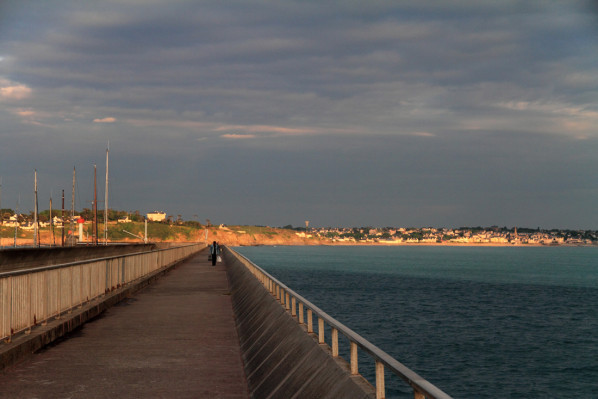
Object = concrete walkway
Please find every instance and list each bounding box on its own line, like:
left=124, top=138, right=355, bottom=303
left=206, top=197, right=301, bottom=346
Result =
left=0, top=250, right=249, bottom=398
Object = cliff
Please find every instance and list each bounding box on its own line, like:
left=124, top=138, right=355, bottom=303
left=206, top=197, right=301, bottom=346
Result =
left=205, top=226, right=330, bottom=246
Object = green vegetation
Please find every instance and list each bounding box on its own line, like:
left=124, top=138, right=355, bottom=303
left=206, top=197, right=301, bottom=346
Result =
left=228, top=225, right=280, bottom=235
left=0, top=225, right=29, bottom=238
left=102, top=222, right=200, bottom=241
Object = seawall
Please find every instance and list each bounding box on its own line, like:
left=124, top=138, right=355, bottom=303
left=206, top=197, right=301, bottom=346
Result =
left=224, top=247, right=375, bottom=399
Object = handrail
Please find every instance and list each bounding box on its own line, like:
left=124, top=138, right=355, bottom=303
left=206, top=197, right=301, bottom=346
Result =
left=227, top=246, right=453, bottom=399
left=0, top=243, right=199, bottom=278
left=1, top=243, right=204, bottom=343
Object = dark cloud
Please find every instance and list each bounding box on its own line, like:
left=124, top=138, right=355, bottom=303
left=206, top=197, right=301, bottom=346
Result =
left=0, top=1, right=596, bottom=229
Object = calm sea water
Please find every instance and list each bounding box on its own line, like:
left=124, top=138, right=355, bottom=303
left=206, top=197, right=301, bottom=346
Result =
left=233, top=245, right=598, bottom=399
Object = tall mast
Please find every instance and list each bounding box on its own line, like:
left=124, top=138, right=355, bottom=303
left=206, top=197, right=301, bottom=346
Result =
left=14, top=195, right=19, bottom=247
left=0, top=176, right=2, bottom=245
left=93, top=164, right=98, bottom=245
left=104, top=145, right=109, bottom=245
left=61, top=189, right=65, bottom=246
left=34, top=169, right=39, bottom=247
left=71, top=166, right=75, bottom=245
left=50, top=194, right=55, bottom=246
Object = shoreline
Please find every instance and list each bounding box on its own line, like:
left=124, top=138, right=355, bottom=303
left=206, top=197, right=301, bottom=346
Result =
left=2, top=234, right=596, bottom=249
left=238, top=240, right=598, bottom=248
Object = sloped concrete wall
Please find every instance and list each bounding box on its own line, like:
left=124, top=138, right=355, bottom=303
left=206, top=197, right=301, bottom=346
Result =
left=224, top=249, right=375, bottom=399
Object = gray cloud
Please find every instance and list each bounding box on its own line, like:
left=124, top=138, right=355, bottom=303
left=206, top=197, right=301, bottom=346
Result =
left=0, top=1, right=596, bottom=229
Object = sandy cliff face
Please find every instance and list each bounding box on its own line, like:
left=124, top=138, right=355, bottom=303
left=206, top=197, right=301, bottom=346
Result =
left=2, top=226, right=328, bottom=247
left=205, top=229, right=328, bottom=246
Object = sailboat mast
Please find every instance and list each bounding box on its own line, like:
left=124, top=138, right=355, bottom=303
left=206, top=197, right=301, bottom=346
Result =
left=104, top=146, right=109, bottom=245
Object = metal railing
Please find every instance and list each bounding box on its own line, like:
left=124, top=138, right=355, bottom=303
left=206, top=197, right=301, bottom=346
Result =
left=228, top=247, right=453, bottom=399
left=1, top=243, right=204, bottom=343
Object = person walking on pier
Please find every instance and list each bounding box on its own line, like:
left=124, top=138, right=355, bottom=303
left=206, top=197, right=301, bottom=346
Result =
left=210, top=241, right=219, bottom=266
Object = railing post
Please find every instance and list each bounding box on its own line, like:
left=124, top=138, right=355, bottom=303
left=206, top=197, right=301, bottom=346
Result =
left=307, top=309, right=313, bottom=333
left=7, top=276, right=12, bottom=343
left=298, top=302, right=304, bottom=324
left=350, top=341, right=358, bottom=375
left=291, top=297, right=296, bottom=317
left=68, top=267, right=73, bottom=313
left=26, top=274, right=31, bottom=333
left=332, top=327, right=338, bottom=357
left=376, top=360, right=385, bottom=399
left=414, top=391, right=425, bottom=399
left=318, top=317, right=325, bottom=344
left=57, top=269, right=62, bottom=320
left=285, top=292, right=290, bottom=311
left=42, top=271, right=48, bottom=325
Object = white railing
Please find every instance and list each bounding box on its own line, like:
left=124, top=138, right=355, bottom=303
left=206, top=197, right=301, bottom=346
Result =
left=0, top=243, right=204, bottom=343
left=227, top=247, right=453, bottom=399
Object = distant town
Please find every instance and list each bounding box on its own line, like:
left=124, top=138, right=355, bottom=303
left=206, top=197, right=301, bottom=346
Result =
left=0, top=207, right=596, bottom=246
left=302, top=226, right=597, bottom=246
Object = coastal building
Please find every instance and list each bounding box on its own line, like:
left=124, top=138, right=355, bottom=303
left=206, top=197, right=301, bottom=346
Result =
left=2, top=214, right=20, bottom=228
left=147, top=211, right=166, bottom=222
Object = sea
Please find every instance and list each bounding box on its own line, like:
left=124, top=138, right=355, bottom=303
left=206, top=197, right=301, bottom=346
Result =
left=233, top=245, right=598, bottom=399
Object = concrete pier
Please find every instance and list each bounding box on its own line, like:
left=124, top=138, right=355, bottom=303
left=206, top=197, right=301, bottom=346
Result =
left=0, top=250, right=249, bottom=398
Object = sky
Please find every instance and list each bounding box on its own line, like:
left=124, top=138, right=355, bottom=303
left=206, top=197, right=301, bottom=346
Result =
left=0, top=1, right=597, bottom=229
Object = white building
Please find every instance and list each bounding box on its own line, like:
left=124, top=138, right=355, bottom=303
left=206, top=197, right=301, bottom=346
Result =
left=147, top=211, right=166, bottom=222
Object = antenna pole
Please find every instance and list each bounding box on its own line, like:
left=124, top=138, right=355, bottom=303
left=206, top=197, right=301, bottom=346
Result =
left=34, top=170, right=39, bottom=247
left=61, top=190, right=65, bottom=246
left=0, top=176, right=2, bottom=247
left=71, top=167, right=75, bottom=245
left=50, top=194, right=55, bottom=246
left=14, top=195, right=20, bottom=247
left=94, top=164, right=98, bottom=245
left=104, top=145, right=109, bottom=245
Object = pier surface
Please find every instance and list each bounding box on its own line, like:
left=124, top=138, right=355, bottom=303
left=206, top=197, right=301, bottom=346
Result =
left=0, top=251, right=249, bottom=398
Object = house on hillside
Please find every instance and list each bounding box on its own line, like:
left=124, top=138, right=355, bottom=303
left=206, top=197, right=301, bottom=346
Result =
left=147, top=211, right=166, bottom=222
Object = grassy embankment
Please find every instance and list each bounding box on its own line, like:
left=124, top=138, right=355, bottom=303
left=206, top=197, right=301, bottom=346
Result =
left=0, top=223, right=319, bottom=246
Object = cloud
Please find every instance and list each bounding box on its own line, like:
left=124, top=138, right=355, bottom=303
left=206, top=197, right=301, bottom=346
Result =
left=15, top=109, right=35, bottom=117
left=125, top=118, right=214, bottom=130
left=220, top=134, right=256, bottom=140
left=0, top=79, right=31, bottom=100
left=0, top=1, right=597, bottom=228
left=215, top=125, right=317, bottom=136
left=93, top=117, right=116, bottom=123
left=411, top=131, right=436, bottom=137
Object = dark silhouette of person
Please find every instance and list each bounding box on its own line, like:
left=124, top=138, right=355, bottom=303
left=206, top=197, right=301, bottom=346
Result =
left=210, top=241, right=219, bottom=266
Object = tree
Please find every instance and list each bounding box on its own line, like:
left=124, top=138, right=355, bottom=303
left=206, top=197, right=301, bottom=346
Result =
left=130, top=211, right=144, bottom=222
left=0, top=208, right=14, bottom=219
